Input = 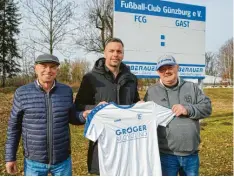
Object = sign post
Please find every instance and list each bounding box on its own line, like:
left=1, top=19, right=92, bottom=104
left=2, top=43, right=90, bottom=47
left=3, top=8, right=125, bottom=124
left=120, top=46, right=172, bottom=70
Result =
left=114, top=0, right=206, bottom=83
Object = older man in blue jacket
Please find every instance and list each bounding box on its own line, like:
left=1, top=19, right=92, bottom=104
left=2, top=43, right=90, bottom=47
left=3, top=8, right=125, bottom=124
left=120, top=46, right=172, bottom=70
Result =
left=5, top=54, right=90, bottom=176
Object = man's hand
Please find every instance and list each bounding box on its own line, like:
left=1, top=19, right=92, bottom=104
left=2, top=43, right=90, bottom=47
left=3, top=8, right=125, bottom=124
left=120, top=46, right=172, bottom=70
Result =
left=6, top=161, right=17, bottom=174
left=172, top=104, right=188, bottom=117
left=97, top=101, right=108, bottom=106
left=83, top=110, right=91, bottom=119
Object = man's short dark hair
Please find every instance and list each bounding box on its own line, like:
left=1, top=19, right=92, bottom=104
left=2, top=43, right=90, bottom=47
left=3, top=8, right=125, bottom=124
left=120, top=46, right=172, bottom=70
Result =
left=105, top=37, right=124, bottom=48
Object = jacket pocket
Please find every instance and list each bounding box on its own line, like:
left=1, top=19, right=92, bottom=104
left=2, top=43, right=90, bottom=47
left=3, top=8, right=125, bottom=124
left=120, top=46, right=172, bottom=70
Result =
left=157, top=125, right=170, bottom=150
left=166, top=119, right=200, bottom=152
left=24, top=131, right=29, bottom=157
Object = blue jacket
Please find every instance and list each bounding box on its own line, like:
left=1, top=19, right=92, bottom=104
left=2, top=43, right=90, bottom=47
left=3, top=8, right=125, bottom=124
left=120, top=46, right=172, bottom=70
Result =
left=5, top=81, right=85, bottom=165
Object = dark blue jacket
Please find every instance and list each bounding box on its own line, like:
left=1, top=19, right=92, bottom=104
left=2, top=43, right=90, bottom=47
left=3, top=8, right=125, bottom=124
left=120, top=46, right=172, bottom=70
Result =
left=5, top=81, right=85, bottom=165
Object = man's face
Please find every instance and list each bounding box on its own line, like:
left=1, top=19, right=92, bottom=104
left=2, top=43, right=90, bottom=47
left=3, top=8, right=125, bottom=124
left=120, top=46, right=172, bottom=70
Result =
left=157, top=65, right=179, bottom=86
left=35, top=63, right=58, bottom=84
left=104, top=42, right=124, bottom=68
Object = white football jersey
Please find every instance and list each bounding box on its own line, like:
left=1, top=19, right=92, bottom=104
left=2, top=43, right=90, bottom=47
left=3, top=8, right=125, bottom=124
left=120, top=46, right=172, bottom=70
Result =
left=84, top=101, right=175, bottom=176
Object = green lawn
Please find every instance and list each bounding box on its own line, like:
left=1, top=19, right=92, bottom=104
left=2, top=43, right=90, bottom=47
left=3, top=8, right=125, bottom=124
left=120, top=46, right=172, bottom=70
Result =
left=0, top=88, right=233, bottom=175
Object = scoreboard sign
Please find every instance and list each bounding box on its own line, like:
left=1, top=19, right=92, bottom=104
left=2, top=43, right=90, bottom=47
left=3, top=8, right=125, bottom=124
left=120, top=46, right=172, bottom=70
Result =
left=114, top=0, right=206, bottom=79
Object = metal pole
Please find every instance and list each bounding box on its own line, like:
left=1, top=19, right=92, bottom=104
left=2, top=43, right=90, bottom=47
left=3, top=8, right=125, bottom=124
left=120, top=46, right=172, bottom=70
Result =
left=198, top=78, right=203, bottom=91
left=198, top=78, right=204, bottom=123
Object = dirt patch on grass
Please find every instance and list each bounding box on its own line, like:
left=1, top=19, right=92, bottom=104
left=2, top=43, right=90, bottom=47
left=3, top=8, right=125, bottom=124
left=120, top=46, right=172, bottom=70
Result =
left=221, top=122, right=232, bottom=126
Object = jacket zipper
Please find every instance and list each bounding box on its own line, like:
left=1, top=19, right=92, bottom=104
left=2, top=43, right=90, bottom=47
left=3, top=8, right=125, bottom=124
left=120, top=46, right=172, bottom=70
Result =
left=46, top=93, right=53, bottom=165
left=117, top=85, right=120, bottom=104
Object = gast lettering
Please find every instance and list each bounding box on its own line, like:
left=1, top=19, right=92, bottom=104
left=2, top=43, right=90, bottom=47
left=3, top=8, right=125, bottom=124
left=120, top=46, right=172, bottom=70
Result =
left=114, top=0, right=206, bottom=79
left=175, top=20, right=190, bottom=27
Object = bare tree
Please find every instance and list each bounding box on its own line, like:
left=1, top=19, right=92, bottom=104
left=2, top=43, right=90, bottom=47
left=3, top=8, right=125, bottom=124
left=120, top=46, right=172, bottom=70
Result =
left=71, top=58, right=91, bottom=83
left=76, top=0, right=113, bottom=53
left=57, top=59, right=71, bottom=83
left=205, top=52, right=219, bottom=76
left=217, top=38, right=233, bottom=84
left=23, top=0, right=78, bottom=55
left=56, top=58, right=90, bottom=85
left=19, top=43, right=37, bottom=81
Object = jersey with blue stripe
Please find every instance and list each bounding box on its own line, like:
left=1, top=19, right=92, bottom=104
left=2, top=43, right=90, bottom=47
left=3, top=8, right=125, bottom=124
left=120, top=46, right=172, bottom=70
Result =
left=84, top=101, right=175, bottom=176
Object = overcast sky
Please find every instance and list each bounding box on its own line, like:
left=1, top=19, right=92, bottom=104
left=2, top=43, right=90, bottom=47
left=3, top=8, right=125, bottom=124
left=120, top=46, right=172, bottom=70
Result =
left=20, top=0, right=233, bottom=62
left=164, top=0, right=233, bottom=53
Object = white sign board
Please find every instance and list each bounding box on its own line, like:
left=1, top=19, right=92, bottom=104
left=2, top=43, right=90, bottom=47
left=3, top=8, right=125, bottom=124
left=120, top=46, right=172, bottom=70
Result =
left=114, top=0, right=206, bottom=79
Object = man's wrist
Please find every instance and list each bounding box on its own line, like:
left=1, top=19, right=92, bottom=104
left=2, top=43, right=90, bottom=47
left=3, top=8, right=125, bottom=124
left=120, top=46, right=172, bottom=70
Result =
left=79, top=111, right=86, bottom=122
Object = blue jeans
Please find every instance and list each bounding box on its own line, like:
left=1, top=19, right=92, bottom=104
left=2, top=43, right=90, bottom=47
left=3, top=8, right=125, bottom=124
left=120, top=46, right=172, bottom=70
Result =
left=160, top=153, right=199, bottom=176
left=24, top=156, right=72, bottom=176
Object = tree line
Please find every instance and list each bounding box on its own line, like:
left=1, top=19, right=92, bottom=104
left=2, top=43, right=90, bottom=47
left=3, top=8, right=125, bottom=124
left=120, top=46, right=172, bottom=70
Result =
left=205, top=38, right=233, bottom=85
left=0, top=0, right=233, bottom=88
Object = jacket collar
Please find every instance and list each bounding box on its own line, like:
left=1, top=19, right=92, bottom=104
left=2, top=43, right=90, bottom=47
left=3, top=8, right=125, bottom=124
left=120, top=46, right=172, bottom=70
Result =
left=34, top=80, right=57, bottom=93
left=92, top=57, right=130, bottom=75
left=159, top=77, right=185, bottom=91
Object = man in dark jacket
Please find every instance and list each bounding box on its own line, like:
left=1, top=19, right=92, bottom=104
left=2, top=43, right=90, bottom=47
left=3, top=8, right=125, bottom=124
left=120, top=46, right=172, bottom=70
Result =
left=5, top=54, right=90, bottom=176
left=144, top=55, right=212, bottom=176
left=75, top=38, right=140, bottom=174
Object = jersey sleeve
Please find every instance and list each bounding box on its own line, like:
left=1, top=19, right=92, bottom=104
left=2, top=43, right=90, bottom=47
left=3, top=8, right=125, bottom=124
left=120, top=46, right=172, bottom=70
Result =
left=84, top=113, right=104, bottom=142
left=153, top=103, right=175, bottom=127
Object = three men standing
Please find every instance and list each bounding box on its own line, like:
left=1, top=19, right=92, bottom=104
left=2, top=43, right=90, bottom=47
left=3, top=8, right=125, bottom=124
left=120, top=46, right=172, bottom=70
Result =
left=5, top=45, right=212, bottom=176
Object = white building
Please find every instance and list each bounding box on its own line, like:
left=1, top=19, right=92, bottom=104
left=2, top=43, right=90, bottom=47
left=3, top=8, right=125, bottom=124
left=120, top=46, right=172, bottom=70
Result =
left=185, top=75, right=222, bottom=85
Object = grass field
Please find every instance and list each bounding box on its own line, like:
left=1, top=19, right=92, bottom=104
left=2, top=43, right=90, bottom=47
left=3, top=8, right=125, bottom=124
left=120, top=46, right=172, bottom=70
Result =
left=0, top=88, right=233, bottom=175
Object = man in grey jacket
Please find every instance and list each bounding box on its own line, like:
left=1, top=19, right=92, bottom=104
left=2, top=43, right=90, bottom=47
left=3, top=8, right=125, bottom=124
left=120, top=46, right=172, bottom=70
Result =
left=144, top=55, right=212, bottom=176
